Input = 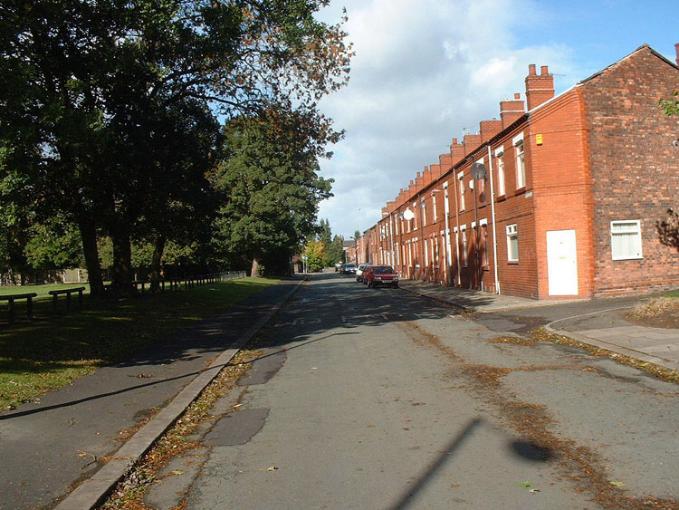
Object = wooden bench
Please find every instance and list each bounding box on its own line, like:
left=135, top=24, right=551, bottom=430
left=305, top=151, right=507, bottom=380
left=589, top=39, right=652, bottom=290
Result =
left=0, top=293, right=38, bottom=324
left=48, top=287, right=85, bottom=313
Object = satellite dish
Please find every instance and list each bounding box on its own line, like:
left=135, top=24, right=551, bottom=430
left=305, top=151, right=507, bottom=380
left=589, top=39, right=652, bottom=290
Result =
left=402, top=208, right=415, bottom=221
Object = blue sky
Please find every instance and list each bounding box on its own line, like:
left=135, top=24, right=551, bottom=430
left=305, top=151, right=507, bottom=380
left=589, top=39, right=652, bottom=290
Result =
left=316, top=0, right=678, bottom=238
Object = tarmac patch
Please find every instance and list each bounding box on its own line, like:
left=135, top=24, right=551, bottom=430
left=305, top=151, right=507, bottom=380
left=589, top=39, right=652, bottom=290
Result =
left=204, top=408, right=270, bottom=447
left=237, top=350, right=286, bottom=386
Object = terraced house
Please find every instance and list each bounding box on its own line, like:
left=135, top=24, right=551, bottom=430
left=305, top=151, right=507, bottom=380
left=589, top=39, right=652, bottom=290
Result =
left=364, top=43, right=679, bottom=300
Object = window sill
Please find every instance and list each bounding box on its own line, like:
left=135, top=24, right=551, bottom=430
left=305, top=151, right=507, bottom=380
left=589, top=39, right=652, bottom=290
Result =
left=507, top=260, right=519, bottom=265
left=612, top=256, right=643, bottom=261
left=496, top=194, right=507, bottom=202
left=515, top=187, right=526, bottom=195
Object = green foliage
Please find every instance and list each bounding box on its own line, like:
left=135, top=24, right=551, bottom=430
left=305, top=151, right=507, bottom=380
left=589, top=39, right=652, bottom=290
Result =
left=326, top=234, right=345, bottom=266
left=24, top=219, right=83, bottom=270
left=659, top=91, right=679, bottom=116
left=212, top=111, right=335, bottom=274
left=304, top=240, right=326, bottom=272
left=0, top=0, right=352, bottom=288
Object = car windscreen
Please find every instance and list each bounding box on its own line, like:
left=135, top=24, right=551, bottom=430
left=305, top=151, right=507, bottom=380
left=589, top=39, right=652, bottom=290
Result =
left=373, top=266, right=394, bottom=274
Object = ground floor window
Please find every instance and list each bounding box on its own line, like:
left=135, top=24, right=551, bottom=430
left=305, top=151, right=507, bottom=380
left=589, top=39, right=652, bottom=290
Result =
left=461, top=227, right=468, bottom=267
left=506, top=224, right=518, bottom=262
left=611, top=220, right=643, bottom=260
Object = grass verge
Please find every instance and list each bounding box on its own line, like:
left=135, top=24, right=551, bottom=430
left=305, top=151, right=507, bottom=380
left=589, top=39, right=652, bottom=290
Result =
left=0, top=278, right=278, bottom=410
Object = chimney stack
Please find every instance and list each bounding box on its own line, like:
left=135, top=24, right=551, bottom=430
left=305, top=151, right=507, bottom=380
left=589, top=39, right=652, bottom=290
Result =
left=525, top=64, right=555, bottom=110
left=480, top=119, right=503, bottom=143
left=450, top=138, right=465, bottom=164
left=499, top=93, right=525, bottom=128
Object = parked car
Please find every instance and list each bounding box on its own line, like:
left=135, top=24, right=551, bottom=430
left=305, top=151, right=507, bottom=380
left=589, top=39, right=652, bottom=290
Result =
left=355, top=264, right=371, bottom=282
left=341, top=263, right=357, bottom=274
left=363, top=265, right=399, bottom=288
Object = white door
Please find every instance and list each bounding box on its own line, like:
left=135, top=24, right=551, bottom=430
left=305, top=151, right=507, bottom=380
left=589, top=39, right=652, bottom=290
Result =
left=547, top=230, right=578, bottom=295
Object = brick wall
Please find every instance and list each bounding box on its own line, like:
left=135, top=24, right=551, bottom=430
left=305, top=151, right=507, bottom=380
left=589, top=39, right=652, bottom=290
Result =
left=582, top=47, right=679, bottom=296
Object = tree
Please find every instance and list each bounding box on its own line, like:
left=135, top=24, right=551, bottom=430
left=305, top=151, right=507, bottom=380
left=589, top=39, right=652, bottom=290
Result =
left=212, top=110, right=335, bottom=276
left=304, top=240, right=325, bottom=272
left=326, top=234, right=345, bottom=266
left=1, top=0, right=352, bottom=294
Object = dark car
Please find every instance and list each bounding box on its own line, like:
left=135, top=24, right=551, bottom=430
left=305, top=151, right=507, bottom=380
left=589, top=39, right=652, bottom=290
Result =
left=341, top=263, right=357, bottom=274
left=363, top=265, right=399, bottom=288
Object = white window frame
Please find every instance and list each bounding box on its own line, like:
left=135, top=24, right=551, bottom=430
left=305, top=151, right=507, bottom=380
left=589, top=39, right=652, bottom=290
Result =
left=514, top=134, right=526, bottom=190
left=495, top=146, right=506, bottom=196
left=432, top=194, right=437, bottom=222
left=506, top=224, right=519, bottom=262
left=457, top=172, right=465, bottom=211
left=461, top=224, right=468, bottom=267
left=610, top=220, right=643, bottom=260
left=421, top=198, right=427, bottom=226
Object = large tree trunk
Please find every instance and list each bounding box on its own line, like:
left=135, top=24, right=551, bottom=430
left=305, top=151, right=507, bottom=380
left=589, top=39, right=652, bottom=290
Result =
left=250, top=257, right=261, bottom=277
left=78, top=217, right=105, bottom=296
left=149, top=235, right=166, bottom=292
left=111, top=227, right=134, bottom=295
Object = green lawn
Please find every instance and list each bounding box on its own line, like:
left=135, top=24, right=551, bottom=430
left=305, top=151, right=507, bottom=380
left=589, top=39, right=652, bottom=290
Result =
left=0, top=282, right=92, bottom=300
left=0, top=277, right=278, bottom=410
left=666, top=290, right=679, bottom=299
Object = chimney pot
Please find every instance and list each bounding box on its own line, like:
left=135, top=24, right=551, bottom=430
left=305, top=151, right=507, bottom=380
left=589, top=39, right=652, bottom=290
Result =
left=513, top=92, right=521, bottom=100
left=540, top=65, right=549, bottom=75
left=528, top=64, right=537, bottom=75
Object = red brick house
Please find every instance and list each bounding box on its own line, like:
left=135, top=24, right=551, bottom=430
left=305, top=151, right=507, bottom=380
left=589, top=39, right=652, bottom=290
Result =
left=365, top=43, right=679, bottom=299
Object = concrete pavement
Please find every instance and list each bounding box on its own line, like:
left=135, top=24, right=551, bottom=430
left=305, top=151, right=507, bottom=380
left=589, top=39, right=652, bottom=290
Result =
left=140, top=274, right=679, bottom=509
left=400, top=278, right=679, bottom=373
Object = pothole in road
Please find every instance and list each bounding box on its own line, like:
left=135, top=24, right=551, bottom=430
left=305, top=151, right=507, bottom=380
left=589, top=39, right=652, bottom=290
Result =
left=396, top=320, right=679, bottom=510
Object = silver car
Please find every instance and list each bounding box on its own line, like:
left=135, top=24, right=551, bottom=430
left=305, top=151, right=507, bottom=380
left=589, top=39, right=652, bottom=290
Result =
left=355, top=264, right=371, bottom=282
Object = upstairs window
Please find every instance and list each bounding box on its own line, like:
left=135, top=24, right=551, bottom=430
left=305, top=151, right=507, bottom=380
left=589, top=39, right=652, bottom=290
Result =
left=458, top=173, right=465, bottom=211
left=611, top=220, right=643, bottom=260
left=514, top=135, right=526, bottom=189
left=495, top=147, right=506, bottom=196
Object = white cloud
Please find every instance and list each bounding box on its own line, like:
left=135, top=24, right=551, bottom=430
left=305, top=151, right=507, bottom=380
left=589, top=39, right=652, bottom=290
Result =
left=316, top=0, right=581, bottom=238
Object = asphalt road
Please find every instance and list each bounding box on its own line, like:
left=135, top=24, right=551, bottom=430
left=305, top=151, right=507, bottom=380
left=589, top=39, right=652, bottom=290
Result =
left=147, top=274, right=679, bottom=510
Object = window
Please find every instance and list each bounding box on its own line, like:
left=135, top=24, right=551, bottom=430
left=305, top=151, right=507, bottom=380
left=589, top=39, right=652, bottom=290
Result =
left=481, top=223, right=489, bottom=267
left=458, top=172, right=465, bottom=211
left=495, top=147, right=506, bottom=196
left=424, top=237, right=429, bottom=266
left=506, top=224, right=519, bottom=262
left=421, top=199, right=427, bottom=226
left=432, top=194, right=437, bottom=222
left=514, top=135, right=526, bottom=189
left=611, top=220, right=643, bottom=260
left=461, top=226, right=468, bottom=267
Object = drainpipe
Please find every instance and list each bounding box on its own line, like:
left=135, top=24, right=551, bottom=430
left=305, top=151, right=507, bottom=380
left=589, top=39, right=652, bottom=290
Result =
left=452, top=171, right=462, bottom=286
left=487, top=145, right=501, bottom=294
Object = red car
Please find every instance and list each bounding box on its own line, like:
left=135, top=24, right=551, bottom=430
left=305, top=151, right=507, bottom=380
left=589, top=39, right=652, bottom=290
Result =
left=363, top=265, right=399, bottom=288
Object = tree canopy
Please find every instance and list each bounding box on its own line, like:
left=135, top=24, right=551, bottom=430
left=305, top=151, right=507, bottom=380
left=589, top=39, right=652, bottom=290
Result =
left=0, top=0, right=352, bottom=291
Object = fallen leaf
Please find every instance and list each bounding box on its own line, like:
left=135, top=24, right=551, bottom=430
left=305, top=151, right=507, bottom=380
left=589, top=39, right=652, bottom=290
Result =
left=610, top=480, right=625, bottom=488
left=519, top=481, right=533, bottom=489
left=233, top=403, right=243, bottom=409
left=529, top=489, right=541, bottom=494
left=266, top=465, right=278, bottom=472
left=170, top=470, right=184, bottom=476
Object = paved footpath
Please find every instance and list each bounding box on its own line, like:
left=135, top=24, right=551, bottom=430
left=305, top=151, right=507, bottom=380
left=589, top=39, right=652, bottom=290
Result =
left=0, top=280, right=298, bottom=510
left=144, top=275, right=679, bottom=509
left=401, top=279, right=679, bottom=372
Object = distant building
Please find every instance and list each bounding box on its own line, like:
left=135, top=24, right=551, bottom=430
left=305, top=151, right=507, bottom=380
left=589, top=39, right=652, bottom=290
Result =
left=342, top=240, right=357, bottom=264
left=364, top=43, right=679, bottom=299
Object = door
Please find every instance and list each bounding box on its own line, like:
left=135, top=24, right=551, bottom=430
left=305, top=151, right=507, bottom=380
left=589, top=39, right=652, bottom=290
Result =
left=547, top=230, right=578, bottom=295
